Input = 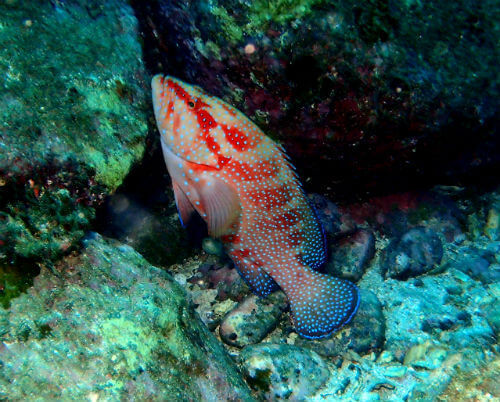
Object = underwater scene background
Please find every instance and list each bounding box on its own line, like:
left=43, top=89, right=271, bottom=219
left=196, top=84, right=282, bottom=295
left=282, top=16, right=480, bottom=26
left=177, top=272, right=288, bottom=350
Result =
left=0, top=0, right=498, bottom=400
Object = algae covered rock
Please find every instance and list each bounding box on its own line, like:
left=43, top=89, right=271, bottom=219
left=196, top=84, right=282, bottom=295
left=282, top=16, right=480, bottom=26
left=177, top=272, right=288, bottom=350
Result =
left=0, top=234, right=253, bottom=401
left=0, top=0, right=150, bottom=268
left=0, top=0, right=148, bottom=188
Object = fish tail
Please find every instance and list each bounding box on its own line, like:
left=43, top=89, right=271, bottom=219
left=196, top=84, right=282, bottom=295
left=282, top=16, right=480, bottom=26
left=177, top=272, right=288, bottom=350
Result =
left=283, top=265, right=360, bottom=339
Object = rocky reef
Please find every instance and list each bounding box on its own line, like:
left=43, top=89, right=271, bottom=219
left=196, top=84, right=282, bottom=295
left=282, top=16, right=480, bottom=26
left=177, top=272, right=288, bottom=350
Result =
left=173, top=189, right=499, bottom=400
left=0, top=0, right=498, bottom=400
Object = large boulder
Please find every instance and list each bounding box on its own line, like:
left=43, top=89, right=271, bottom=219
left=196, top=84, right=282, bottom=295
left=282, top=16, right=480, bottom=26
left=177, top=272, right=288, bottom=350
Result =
left=0, top=0, right=150, bottom=268
left=0, top=234, right=253, bottom=400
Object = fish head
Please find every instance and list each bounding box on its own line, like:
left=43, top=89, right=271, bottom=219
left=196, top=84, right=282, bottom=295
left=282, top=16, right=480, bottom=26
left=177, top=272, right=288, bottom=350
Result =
left=152, top=74, right=233, bottom=169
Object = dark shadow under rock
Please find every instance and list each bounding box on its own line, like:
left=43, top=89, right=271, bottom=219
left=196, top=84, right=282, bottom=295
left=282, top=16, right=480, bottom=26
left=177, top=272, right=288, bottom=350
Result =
left=383, top=227, right=443, bottom=280
left=326, top=228, right=376, bottom=282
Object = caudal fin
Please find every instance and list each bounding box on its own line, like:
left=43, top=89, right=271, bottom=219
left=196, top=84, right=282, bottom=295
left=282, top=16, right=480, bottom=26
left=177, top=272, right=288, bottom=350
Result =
left=285, top=268, right=360, bottom=339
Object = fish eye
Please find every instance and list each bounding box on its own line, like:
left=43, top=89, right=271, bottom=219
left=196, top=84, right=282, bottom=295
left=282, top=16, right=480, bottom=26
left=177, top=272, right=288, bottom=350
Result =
left=188, top=101, right=195, bottom=108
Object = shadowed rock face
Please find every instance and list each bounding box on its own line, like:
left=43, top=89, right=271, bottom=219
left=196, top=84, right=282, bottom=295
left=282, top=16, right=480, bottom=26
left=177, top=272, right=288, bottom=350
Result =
left=132, top=0, right=499, bottom=201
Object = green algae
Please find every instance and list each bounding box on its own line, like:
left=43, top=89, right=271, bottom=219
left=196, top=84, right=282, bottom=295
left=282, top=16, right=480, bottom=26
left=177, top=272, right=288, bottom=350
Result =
left=209, top=0, right=397, bottom=46
left=0, top=262, right=38, bottom=308
left=0, top=166, right=98, bottom=267
left=99, top=317, right=159, bottom=374
left=210, top=0, right=329, bottom=43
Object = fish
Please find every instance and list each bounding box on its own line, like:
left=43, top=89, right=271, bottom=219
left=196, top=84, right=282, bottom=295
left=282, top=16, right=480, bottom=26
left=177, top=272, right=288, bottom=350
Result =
left=151, top=75, right=360, bottom=339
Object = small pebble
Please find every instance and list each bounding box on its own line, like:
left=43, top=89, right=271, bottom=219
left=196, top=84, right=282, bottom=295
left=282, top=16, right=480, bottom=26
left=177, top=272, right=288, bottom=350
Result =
left=382, top=364, right=407, bottom=378
left=383, top=227, right=443, bottom=280
left=219, top=292, right=287, bottom=347
left=202, top=237, right=225, bottom=257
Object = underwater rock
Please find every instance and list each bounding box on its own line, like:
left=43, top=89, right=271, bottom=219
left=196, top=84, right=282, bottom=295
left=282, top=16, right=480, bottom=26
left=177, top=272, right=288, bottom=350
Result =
left=220, top=292, right=288, bottom=348
left=469, top=190, right=500, bottom=243
left=0, top=0, right=148, bottom=190
left=296, top=289, right=385, bottom=357
left=325, top=228, right=375, bottom=282
left=0, top=0, right=149, bottom=267
left=165, top=254, right=249, bottom=329
left=383, top=227, right=443, bottom=280
left=344, top=190, right=465, bottom=242
left=0, top=234, right=253, bottom=400
left=480, top=295, right=500, bottom=337
left=168, top=254, right=252, bottom=329
left=364, top=270, right=495, bottom=362
left=483, top=191, right=500, bottom=241
left=133, top=0, right=499, bottom=199
left=403, top=340, right=449, bottom=370
left=438, top=354, right=500, bottom=401
left=421, top=312, right=472, bottom=334
left=202, top=237, right=226, bottom=258
left=240, top=343, right=330, bottom=399
left=446, top=246, right=500, bottom=285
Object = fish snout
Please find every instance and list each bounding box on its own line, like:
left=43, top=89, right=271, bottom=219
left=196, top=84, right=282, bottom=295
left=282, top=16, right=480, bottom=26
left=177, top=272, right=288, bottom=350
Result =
left=152, top=74, right=169, bottom=120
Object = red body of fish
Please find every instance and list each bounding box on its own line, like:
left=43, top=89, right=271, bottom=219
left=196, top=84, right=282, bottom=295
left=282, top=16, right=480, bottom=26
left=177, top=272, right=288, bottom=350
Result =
left=152, top=75, right=359, bottom=339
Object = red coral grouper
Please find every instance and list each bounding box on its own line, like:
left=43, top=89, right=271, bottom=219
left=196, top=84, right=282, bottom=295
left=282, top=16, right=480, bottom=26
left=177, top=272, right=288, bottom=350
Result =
left=152, top=75, right=360, bottom=339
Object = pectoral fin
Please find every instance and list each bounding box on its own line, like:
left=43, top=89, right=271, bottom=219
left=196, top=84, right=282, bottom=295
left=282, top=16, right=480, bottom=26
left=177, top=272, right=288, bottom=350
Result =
left=161, top=137, right=240, bottom=237
left=199, top=176, right=241, bottom=237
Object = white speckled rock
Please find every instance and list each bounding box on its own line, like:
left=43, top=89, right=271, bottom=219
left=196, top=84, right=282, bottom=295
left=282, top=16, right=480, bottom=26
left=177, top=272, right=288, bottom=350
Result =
left=240, top=343, right=330, bottom=400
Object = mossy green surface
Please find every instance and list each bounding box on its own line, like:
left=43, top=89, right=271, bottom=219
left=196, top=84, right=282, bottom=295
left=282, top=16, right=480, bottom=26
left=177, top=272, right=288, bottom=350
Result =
left=0, top=262, right=38, bottom=309
left=0, top=234, right=254, bottom=400
left=209, top=0, right=333, bottom=44
left=0, top=0, right=148, bottom=190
